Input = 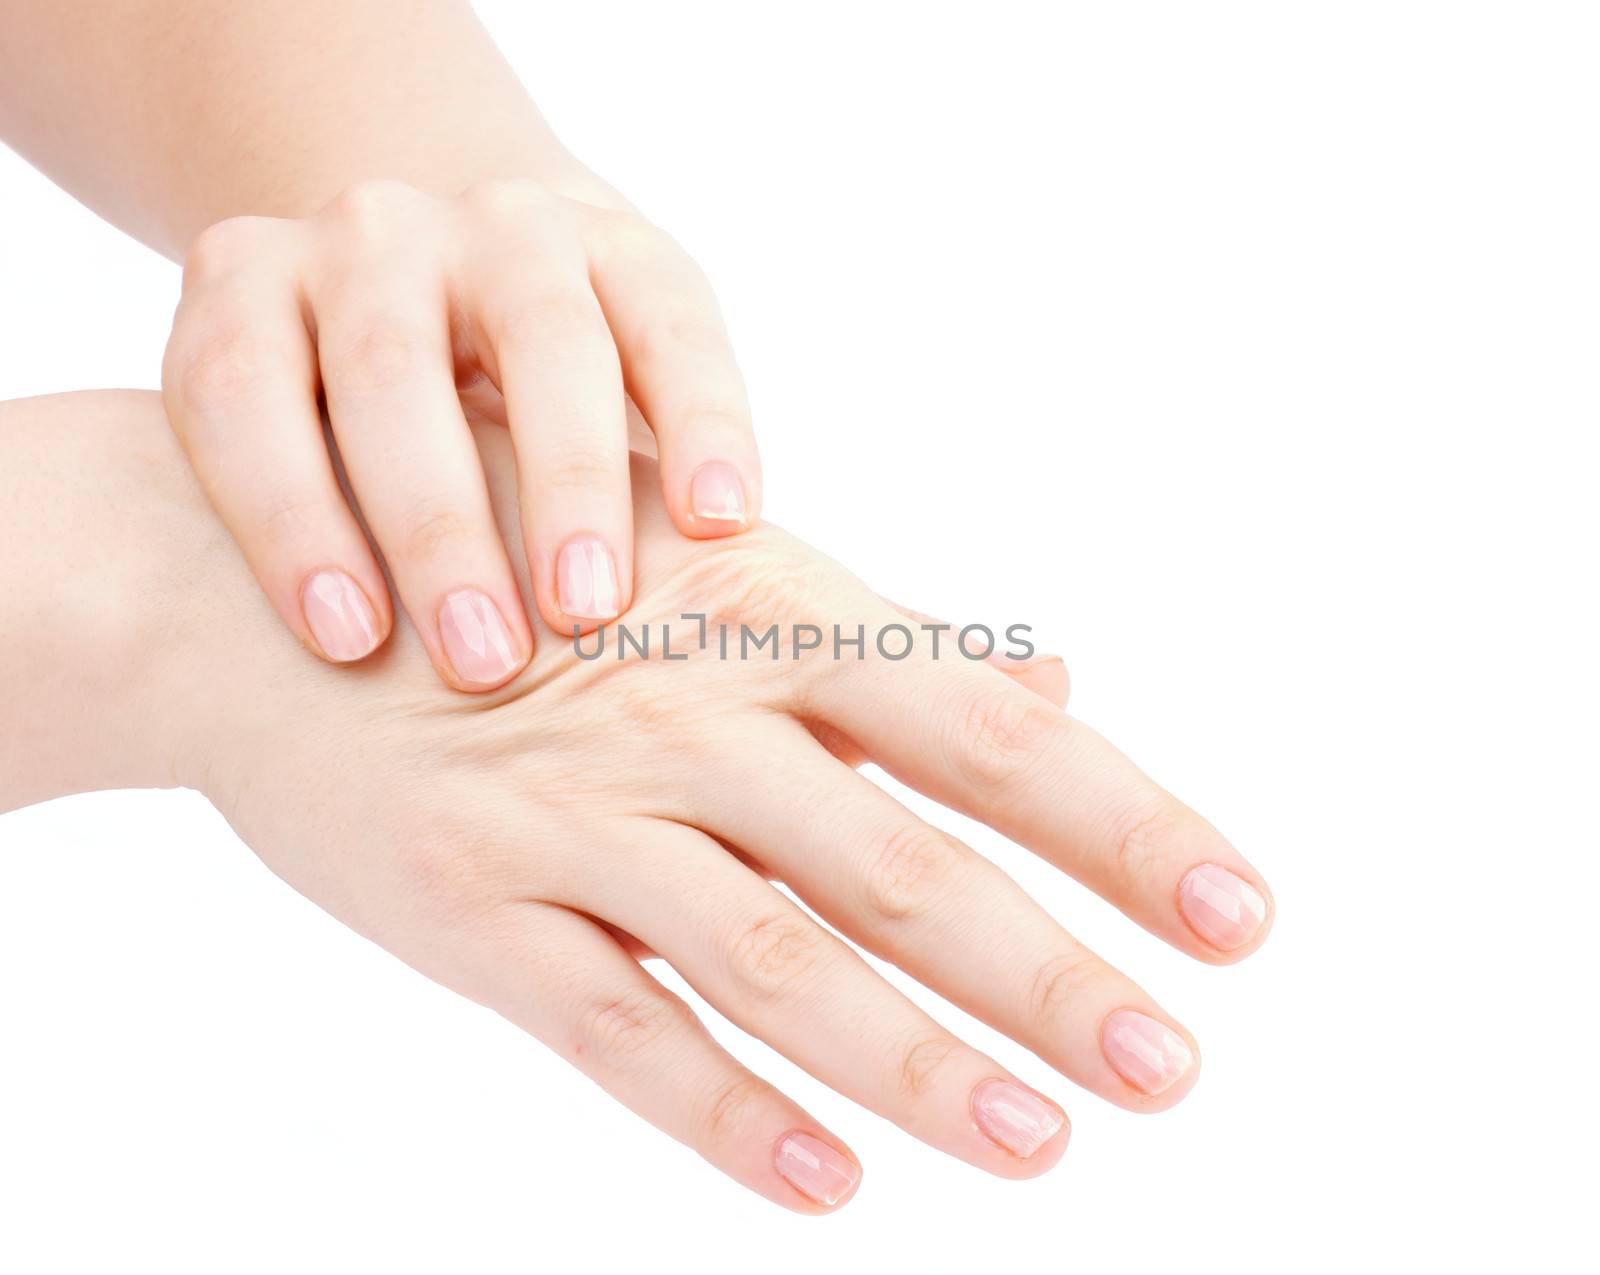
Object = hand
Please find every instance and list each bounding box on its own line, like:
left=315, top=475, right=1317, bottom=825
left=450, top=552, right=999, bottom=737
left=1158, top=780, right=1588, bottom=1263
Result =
left=1, top=391, right=1270, bottom=1214
left=185, top=409, right=1272, bottom=1213
left=161, top=178, right=760, bottom=691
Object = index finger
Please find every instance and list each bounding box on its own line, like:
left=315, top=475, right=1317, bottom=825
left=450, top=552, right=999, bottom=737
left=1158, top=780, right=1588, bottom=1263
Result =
left=808, top=626, right=1274, bottom=963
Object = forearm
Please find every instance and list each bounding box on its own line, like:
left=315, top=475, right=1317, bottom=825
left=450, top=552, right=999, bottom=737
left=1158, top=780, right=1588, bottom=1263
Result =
left=0, top=0, right=617, bottom=257
left=0, top=391, right=258, bottom=809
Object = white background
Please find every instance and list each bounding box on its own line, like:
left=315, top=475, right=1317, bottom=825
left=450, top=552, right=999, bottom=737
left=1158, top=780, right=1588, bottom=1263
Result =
left=2, top=2, right=1596, bottom=1270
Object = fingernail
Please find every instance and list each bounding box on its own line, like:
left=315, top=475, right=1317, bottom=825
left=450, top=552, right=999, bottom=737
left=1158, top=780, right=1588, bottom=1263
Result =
left=1179, top=863, right=1268, bottom=951
left=972, top=1079, right=1066, bottom=1159
left=1000, top=653, right=1069, bottom=704
left=438, top=589, right=522, bottom=687
left=1102, top=1010, right=1195, bottom=1096
left=301, top=569, right=381, bottom=662
left=989, top=650, right=1063, bottom=668
left=690, top=461, right=747, bottom=526
left=556, top=535, right=621, bottom=620
left=774, top=1132, right=859, bottom=1206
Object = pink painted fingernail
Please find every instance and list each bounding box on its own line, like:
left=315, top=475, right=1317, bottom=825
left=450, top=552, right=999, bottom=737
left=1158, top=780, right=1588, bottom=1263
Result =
left=438, top=589, right=522, bottom=687
left=301, top=569, right=381, bottom=662
left=1103, top=1010, right=1195, bottom=1096
left=556, top=535, right=621, bottom=620
left=972, top=1079, right=1066, bottom=1158
left=774, top=1132, right=859, bottom=1206
left=690, top=461, right=747, bottom=527
left=1179, top=863, right=1268, bottom=951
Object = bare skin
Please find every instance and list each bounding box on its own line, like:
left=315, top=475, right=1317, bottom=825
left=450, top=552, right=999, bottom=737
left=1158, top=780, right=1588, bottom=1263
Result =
left=0, top=0, right=761, bottom=683
left=0, top=389, right=1272, bottom=1212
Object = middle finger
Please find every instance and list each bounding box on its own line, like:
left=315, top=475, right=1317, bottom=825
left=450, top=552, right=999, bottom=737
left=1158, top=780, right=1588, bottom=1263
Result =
left=708, top=721, right=1202, bottom=1108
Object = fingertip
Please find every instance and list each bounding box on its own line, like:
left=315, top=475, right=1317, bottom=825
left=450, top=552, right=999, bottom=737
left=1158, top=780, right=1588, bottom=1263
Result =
left=970, top=1078, right=1072, bottom=1177
left=1100, top=1009, right=1202, bottom=1111
left=684, top=460, right=752, bottom=537
left=435, top=587, right=532, bottom=691
left=300, top=568, right=386, bottom=663
left=772, top=1131, right=862, bottom=1212
left=551, top=533, right=626, bottom=632
left=1177, top=862, right=1275, bottom=963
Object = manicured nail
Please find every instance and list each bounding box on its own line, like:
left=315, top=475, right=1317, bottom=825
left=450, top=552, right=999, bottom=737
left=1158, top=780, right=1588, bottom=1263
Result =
left=1179, top=863, right=1268, bottom=951
left=438, top=589, right=522, bottom=687
left=1102, top=1010, right=1194, bottom=1096
left=690, top=461, right=747, bottom=526
left=972, top=1079, right=1066, bottom=1159
left=556, top=535, right=621, bottom=620
left=774, top=1132, right=859, bottom=1206
left=301, top=569, right=380, bottom=662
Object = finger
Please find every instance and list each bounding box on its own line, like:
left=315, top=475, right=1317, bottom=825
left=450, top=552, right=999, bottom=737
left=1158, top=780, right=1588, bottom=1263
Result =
left=312, top=247, right=531, bottom=691
left=881, top=597, right=1069, bottom=707
left=710, top=724, right=1201, bottom=1108
left=462, top=185, right=634, bottom=635
left=810, top=614, right=1274, bottom=964
left=585, top=211, right=761, bottom=537
left=162, top=222, right=391, bottom=665
left=812, top=599, right=1065, bottom=768
left=472, top=902, right=861, bottom=1213
left=572, top=822, right=1071, bottom=1174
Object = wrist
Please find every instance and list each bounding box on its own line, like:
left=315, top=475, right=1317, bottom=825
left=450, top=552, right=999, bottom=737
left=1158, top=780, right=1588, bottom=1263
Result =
left=0, top=392, right=238, bottom=806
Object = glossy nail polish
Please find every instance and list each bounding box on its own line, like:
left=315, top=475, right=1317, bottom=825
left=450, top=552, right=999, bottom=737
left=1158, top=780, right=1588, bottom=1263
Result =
left=301, top=569, right=380, bottom=662
left=556, top=535, right=621, bottom=620
left=438, top=589, right=521, bottom=687
left=774, top=1132, right=859, bottom=1206
left=972, top=1079, right=1065, bottom=1158
left=690, top=461, right=747, bottom=526
left=1103, top=1010, right=1194, bottom=1096
left=1179, top=863, right=1268, bottom=951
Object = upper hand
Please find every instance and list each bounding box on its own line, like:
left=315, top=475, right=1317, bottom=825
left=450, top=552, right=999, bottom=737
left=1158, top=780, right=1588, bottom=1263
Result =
left=161, top=178, right=760, bottom=691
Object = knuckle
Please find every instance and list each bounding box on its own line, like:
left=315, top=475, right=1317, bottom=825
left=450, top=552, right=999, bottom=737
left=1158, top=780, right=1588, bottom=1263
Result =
left=542, top=441, right=623, bottom=492
left=1027, top=948, right=1104, bottom=1026
left=392, top=829, right=515, bottom=923
left=699, top=1073, right=771, bottom=1146
left=256, top=489, right=322, bottom=549
left=490, top=289, right=607, bottom=356
left=633, top=306, right=731, bottom=371
left=952, top=687, right=1059, bottom=793
left=397, top=499, right=473, bottom=561
left=1107, top=798, right=1184, bottom=884
left=183, top=216, right=277, bottom=285
left=576, top=987, right=689, bottom=1061
left=671, top=537, right=836, bottom=635
left=860, top=824, right=965, bottom=922
left=585, top=207, right=670, bottom=264
left=461, top=176, right=557, bottom=223
left=895, top=1028, right=964, bottom=1101
left=326, top=319, right=439, bottom=395
left=727, top=912, right=830, bottom=999
left=659, top=396, right=751, bottom=444
left=172, top=326, right=282, bottom=408
left=327, top=179, right=424, bottom=243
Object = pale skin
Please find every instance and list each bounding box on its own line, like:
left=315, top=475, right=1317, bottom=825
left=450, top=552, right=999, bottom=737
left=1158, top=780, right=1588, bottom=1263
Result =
left=0, top=0, right=761, bottom=688
left=0, top=389, right=1274, bottom=1213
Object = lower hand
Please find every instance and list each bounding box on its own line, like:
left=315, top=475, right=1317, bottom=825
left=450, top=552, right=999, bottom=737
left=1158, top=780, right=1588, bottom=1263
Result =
left=175, top=399, right=1274, bottom=1212
left=2, top=390, right=1270, bottom=1213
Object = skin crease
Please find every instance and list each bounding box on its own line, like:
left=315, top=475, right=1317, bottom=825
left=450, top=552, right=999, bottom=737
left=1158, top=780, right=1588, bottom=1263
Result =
left=0, top=390, right=1273, bottom=1214
left=0, top=0, right=762, bottom=687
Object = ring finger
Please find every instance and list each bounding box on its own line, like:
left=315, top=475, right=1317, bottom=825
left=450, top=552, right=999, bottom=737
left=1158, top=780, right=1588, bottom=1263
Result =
left=568, top=821, right=1072, bottom=1174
